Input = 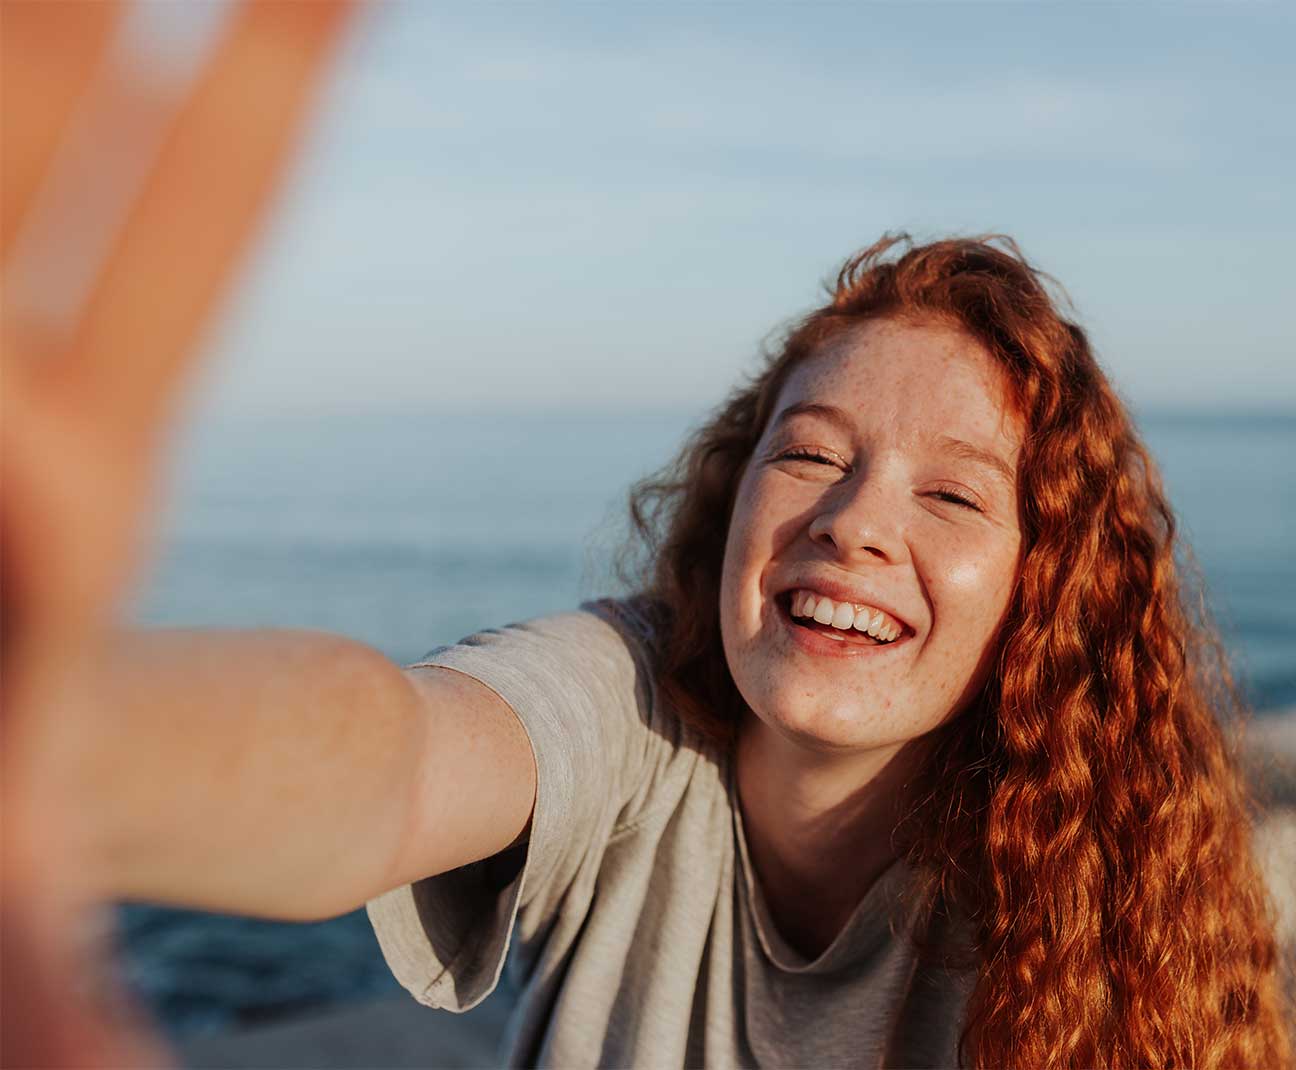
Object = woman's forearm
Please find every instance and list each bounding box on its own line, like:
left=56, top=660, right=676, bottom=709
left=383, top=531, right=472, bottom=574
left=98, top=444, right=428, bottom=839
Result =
left=79, top=628, right=424, bottom=921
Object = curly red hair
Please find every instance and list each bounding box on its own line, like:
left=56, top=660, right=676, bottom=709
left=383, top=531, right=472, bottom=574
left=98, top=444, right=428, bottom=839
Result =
left=623, top=234, right=1293, bottom=1068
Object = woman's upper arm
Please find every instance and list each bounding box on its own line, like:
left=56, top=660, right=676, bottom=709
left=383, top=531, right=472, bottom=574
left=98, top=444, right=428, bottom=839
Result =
left=379, top=665, right=537, bottom=894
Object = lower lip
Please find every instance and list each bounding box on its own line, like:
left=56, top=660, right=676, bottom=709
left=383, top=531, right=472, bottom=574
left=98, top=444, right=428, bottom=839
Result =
left=775, top=598, right=912, bottom=659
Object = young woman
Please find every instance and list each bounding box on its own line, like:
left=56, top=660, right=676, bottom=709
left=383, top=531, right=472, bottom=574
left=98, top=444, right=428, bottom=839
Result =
left=3, top=21, right=1289, bottom=1061
left=362, top=234, right=1295, bottom=1068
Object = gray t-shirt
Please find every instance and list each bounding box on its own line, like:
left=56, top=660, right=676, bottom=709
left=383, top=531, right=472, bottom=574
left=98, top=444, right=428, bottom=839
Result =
left=366, top=599, right=978, bottom=1068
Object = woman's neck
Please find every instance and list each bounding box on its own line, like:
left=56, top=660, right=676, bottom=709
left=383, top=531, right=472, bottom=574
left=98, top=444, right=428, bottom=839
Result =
left=734, top=714, right=920, bottom=959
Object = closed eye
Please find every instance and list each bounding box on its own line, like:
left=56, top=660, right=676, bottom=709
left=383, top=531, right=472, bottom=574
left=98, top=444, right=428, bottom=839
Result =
left=931, top=486, right=982, bottom=511
left=776, top=447, right=842, bottom=467
left=773, top=447, right=984, bottom=511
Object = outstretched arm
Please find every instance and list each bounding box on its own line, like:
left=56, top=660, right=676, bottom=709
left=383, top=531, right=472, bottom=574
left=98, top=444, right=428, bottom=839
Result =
left=81, top=629, right=537, bottom=922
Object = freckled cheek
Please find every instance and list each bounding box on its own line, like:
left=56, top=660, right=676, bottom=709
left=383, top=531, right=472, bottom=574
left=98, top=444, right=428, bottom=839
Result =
left=943, top=558, right=985, bottom=592
left=720, top=509, right=764, bottom=634
left=726, top=486, right=775, bottom=575
left=931, top=547, right=1019, bottom=636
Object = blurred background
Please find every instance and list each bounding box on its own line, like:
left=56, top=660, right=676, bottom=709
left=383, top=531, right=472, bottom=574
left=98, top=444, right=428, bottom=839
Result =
left=102, top=0, right=1294, bottom=1047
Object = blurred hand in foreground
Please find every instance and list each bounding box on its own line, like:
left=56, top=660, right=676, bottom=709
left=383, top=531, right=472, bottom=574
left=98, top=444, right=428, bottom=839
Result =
left=1, top=2, right=353, bottom=1064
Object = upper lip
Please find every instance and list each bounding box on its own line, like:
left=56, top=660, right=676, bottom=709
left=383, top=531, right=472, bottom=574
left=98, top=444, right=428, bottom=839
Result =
left=776, top=575, right=919, bottom=636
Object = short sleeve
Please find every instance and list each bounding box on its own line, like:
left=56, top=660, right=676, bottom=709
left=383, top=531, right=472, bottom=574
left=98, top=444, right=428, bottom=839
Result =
left=365, top=599, right=662, bottom=1013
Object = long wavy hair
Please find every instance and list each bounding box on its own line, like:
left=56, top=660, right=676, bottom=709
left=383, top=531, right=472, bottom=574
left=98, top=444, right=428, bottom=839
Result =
left=622, top=234, right=1293, bottom=1068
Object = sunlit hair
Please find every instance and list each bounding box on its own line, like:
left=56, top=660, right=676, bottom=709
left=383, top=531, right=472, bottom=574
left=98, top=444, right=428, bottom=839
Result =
left=622, top=234, right=1293, bottom=1068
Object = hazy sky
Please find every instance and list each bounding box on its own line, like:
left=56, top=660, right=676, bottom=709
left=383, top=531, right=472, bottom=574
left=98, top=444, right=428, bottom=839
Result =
left=174, top=2, right=1293, bottom=415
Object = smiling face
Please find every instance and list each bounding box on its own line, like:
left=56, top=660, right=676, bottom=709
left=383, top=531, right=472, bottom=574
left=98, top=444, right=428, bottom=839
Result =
left=719, top=316, right=1024, bottom=755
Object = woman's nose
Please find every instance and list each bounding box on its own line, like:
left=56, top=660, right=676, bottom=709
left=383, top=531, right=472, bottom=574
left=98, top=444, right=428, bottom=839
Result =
left=806, top=474, right=907, bottom=563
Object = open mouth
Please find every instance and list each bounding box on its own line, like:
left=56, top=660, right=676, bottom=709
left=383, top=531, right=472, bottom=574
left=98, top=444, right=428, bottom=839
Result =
left=775, top=590, right=913, bottom=649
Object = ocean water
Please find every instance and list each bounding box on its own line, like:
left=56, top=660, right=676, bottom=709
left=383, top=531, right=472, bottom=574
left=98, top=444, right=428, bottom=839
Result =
left=111, top=406, right=1296, bottom=1040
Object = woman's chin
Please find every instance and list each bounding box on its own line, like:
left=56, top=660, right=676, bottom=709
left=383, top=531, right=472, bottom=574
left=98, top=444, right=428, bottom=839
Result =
left=739, top=697, right=915, bottom=756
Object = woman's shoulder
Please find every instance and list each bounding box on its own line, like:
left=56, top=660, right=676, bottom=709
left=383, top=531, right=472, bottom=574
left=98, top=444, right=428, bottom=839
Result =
left=417, top=595, right=719, bottom=818
left=576, top=595, right=724, bottom=817
left=577, top=594, right=668, bottom=661
left=415, top=596, right=660, bottom=699
left=434, top=594, right=664, bottom=666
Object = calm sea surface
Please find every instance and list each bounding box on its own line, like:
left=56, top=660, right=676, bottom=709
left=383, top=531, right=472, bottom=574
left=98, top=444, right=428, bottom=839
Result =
left=112, top=407, right=1296, bottom=1039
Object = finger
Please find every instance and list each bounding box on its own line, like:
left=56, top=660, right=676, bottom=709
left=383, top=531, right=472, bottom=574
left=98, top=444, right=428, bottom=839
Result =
left=66, top=0, right=354, bottom=441
left=0, top=0, right=123, bottom=266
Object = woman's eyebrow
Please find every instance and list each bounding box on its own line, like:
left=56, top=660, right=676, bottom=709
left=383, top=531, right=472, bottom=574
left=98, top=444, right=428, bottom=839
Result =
left=935, top=435, right=1017, bottom=487
left=769, top=401, right=855, bottom=435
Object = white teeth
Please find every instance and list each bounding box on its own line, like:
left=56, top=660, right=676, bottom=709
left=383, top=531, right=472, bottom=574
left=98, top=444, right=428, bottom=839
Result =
left=851, top=608, right=885, bottom=639
left=789, top=589, right=904, bottom=642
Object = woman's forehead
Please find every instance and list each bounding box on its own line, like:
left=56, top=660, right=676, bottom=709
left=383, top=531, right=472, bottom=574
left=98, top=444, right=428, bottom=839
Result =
left=769, top=319, right=1023, bottom=453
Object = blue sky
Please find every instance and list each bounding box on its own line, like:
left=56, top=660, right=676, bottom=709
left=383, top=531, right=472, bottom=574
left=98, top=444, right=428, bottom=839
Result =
left=182, top=2, right=1294, bottom=415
